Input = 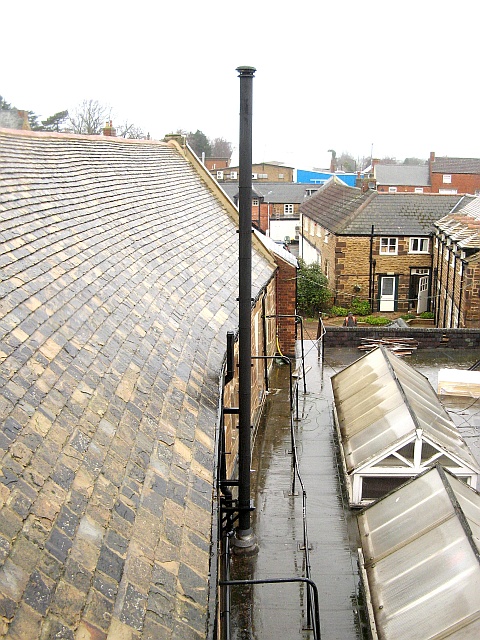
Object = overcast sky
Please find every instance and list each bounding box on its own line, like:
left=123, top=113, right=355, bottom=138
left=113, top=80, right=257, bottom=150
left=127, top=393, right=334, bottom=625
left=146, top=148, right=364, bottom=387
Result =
left=3, top=0, right=478, bottom=170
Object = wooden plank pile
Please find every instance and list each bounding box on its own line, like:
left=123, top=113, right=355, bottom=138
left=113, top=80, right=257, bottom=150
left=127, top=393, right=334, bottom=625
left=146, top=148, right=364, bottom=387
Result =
left=358, top=337, right=419, bottom=357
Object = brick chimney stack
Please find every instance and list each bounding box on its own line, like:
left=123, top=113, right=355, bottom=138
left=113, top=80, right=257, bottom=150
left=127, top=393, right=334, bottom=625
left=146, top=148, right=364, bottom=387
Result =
left=103, top=120, right=116, bottom=136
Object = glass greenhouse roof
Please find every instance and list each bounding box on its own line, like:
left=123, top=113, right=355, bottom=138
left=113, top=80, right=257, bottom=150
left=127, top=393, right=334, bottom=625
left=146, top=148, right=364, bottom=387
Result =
left=357, top=465, right=480, bottom=639
left=331, top=347, right=479, bottom=474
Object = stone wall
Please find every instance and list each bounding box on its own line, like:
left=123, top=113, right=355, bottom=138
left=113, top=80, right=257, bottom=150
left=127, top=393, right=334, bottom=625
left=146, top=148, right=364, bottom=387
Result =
left=322, top=326, right=480, bottom=349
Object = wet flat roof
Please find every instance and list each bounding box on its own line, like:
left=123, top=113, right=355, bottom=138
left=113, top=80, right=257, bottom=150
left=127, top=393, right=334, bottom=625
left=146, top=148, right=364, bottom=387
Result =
left=228, top=345, right=480, bottom=639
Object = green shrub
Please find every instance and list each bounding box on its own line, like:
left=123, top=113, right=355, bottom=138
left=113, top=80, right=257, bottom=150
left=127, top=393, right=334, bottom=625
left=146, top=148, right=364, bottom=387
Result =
left=361, top=315, right=391, bottom=326
left=296, top=259, right=332, bottom=317
left=419, top=311, right=434, bottom=319
left=401, top=313, right=416, bottom=320
left=329, top=305, right=349, bottom=317
left=351, top=298, right=371, bottom=316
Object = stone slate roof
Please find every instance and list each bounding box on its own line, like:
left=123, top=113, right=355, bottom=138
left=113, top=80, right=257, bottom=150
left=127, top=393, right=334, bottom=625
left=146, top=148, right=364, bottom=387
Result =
left=431, top=156, right=480, bottom=174
left=374, top=164, right=430, bottom=186
left=342, top=193, right=463, bottom=235
left=299, top=176, right=373, bottom=233
left=0, top=129, right=276, bottom=639
left=435, top=195, right=480, bottom=249
left=222, top=181, right=316, bottom=204
left=300, top=178, right=464, bottom=236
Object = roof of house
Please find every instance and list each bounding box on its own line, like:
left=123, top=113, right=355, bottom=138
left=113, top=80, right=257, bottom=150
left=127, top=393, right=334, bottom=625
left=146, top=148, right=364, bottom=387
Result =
left=222, top=181, right=316, bottom=204
left=0, top=129, right=276, bottom=639
left=435, top=195, right=480, bottom=250
left=374, top=164, right=430, bottom=186
left=431, top=156, right=480, bottom=174
left=299, top=176, right=373, bottom=231
left=342, top=193, right=463, bottom=235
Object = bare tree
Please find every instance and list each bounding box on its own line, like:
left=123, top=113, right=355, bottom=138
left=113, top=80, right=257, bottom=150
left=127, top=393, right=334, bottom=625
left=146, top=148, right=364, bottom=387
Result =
left=116, top=121, right=146, bottom=139
left=210, top=137, right=232, bottom=158
left=69, top=99, right=111, bottom=135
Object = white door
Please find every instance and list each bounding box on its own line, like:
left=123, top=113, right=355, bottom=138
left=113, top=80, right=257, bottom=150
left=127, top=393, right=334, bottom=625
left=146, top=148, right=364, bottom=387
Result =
left=379, top=276, right=396, bottom=311
left=416, top=275, right=429, bottom=314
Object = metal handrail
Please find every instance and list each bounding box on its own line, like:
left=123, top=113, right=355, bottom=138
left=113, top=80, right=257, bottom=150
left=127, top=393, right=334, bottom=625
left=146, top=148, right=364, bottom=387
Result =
left=220, top=577, right=321, bottom=640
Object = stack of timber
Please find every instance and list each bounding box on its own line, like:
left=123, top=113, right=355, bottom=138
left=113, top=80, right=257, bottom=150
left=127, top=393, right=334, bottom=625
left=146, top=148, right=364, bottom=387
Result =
left=358, top=337, right=419, bottom=357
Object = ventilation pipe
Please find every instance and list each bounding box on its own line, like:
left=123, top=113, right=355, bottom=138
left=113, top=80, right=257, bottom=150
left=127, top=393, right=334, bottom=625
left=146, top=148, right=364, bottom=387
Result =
left=234, top=65, right=257, bottom=552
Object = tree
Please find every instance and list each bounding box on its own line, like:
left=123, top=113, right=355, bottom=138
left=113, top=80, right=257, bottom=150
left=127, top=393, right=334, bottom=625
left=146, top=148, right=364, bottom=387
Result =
left=187, top=130, right=211, bottom=158
left=296, top=259, right=332, bottom=317
left=0, top=95, right=12, bottom=110
left=403, top=157, right=427, bottom=166
left=41, top=110, right=69, bottom=132
left=336, top=151, right=356, bottom=172
left=69, top=99, right=110, bottom=135
left=210, top=137, right=232, bottom=158
left=116, top=121, right=146, bottom=139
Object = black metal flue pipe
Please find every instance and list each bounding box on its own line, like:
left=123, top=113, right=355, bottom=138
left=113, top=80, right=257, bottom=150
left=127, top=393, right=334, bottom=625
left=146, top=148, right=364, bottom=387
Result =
left=235, top=65, right=256, bottom=546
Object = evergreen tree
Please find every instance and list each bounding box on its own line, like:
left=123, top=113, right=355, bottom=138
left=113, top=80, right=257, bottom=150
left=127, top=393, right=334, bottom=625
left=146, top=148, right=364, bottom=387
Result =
left=42, top=110, right=69, bottom=132
left=187, top=130, right=211, bottom=158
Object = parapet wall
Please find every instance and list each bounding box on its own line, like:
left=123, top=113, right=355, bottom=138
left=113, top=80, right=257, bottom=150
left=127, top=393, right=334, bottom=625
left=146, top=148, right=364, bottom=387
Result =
left=322, top=327, right=480, bottom=349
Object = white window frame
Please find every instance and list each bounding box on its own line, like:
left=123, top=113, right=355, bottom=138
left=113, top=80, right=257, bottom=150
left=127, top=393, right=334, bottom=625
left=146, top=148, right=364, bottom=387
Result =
left=388, top=186, right=397, bottom=193
left=439, top=188, right=457, bottom=194
left=443, top=174, right=452, bottom=184
left=409, top=237, right=429, bottom=253
left=414, top=187, right=424, bottom=193
left=380, top=237, right=398, bottom=255
left=216, top=170, right=224, bottom=180
left=284, top=203, right=294, bottom=215
left=252, top=198, right=259, bottom=207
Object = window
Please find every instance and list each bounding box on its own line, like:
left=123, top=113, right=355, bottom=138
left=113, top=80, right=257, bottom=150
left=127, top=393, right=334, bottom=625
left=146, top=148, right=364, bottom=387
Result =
left=439, top=188, right=457, bottom=194
left=279, top=173, right=284, bottom=179
left=443, top=174, right=452, bottom=184
left=324, top=231, right=329, bottom=244
left=414, top=187, right=424, bottom=194
left=230, top=171, right=237, bottom=179
left=252, top=198, right=259, bottom=207
left=216, top=171, right=224, bottom=180
left=388, top=186, right=397, bottom=193
left=284, top=204, right=294, bottom=215
left=380, top=237, right=398, bottom=254
left=409, top=237, right=429, bottom=253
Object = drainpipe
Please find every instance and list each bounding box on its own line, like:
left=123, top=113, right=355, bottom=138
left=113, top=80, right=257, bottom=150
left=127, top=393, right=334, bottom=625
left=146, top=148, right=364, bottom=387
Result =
left=234, top=65, right=257, bottom=552
left=369, top=225, right=374, bottom=307
left=458, top=259, right=465, bottom=327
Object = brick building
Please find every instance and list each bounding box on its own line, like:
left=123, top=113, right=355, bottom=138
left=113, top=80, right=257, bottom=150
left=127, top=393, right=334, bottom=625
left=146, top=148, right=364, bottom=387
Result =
left=222, top=182, right=316, bottom=245
left=429, top=152, right=480, bottom=196
left=372, top=153, right=480, bottom=196
left=215, top=161, right=294, bottom=183
left=433, top=195, right=480, bottom=327
left=374, top=163, right=431, bottom=193
left=300, top=177, right=463, bottom=314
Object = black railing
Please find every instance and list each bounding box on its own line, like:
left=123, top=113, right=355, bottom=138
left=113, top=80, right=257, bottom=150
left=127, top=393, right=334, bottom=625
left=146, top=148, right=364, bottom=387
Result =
left=218, top=346, right=321, bottom=638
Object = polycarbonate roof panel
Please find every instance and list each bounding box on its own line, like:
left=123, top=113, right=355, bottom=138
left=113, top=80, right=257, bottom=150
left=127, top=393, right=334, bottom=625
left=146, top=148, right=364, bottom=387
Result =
left=358, top=466, right=480, bottom=640
left=345, top=405, right=413, bottom=471
left=332, top=347, right=480, bottom=472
